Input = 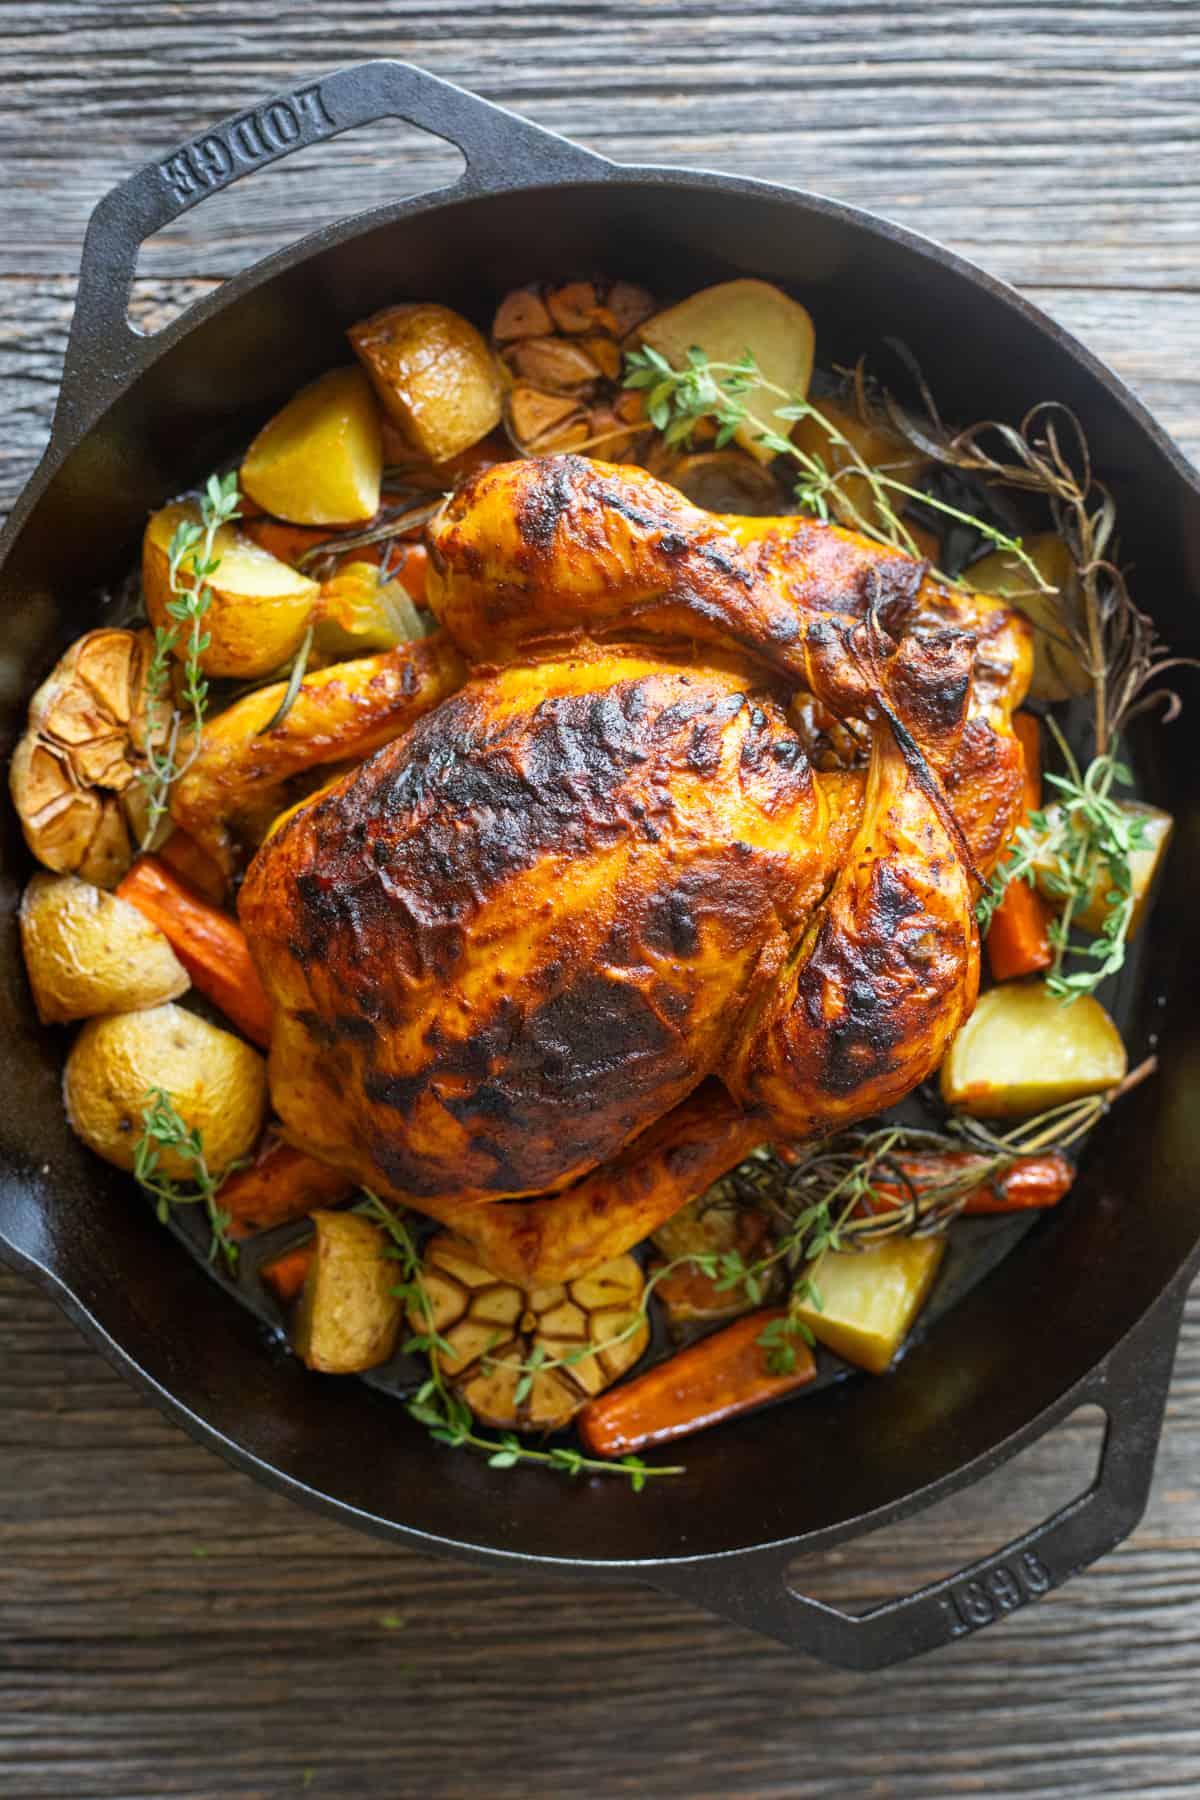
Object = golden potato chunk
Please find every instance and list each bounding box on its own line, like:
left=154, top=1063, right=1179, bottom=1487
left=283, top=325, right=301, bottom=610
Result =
left=1034, top=800, right=1172, bottom=941
left=19, top=871, right=188, bottom=1024
left=966, top=533, right=1090, bottom=703
left=64, top=1002, right=266, bottom=1177
left=348, top=303, right=502, bottom=463
left=143, top=502, right=320, bottom=680
left=240, top=366, right=383, bottom=526
left=638, top=279, right=815, bottom=464
left=790, top=1235, right=947, bottom=1375
left=293, top=1210, right=403, bottom=1374
left=411, top=1234, right=649, bottom=1433
left=940, top=981, right=1126, bottom=1119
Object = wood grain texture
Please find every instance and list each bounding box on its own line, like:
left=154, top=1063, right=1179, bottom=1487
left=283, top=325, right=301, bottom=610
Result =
left=2, top=4, right=1200, bottom=1796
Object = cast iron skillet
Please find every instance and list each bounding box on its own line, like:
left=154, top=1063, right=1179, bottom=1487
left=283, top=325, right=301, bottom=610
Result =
left=2, top=61, right=1198, bottom=1670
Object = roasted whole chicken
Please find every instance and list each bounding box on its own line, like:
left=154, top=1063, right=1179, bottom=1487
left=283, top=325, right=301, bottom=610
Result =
left=234, top=456, right=1032, bottom=1281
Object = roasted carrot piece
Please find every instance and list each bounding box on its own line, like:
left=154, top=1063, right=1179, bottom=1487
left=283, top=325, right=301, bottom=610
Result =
left=243, top=514, right=428, bottom=604
left=863, top=1149, right=1075, bottom=1217
left=159, top=829, right=228, bottom=906
left=220, top=1140, right=355, bottom=1238
left=391, top=541, right=428, bottom=605
left=576, top=1309, right=816, bottom=1457
left=116, top=855, right=273, bottom=1047
left=241, top=515, right=331, bottom=569
left=987, top=711, right=1054, bottom=981
left=259, top=1241, right=316, bottom=1303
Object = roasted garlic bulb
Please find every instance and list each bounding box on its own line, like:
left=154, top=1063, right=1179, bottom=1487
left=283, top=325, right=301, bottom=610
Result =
left=9, top=627, right=166, bottom=887
left=412, top=1234, right=650, bottom=1432
left=492, top=277, right=656, bottom=458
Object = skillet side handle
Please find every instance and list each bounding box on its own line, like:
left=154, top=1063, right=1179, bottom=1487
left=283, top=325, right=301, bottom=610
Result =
left=644, top=1279, right=1189, bottom=1669
left=56, top=58, right=611, bottom=421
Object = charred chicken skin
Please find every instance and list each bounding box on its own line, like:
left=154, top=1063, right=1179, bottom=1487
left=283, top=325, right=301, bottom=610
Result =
left=236, top=457, right=1028, bottom=1281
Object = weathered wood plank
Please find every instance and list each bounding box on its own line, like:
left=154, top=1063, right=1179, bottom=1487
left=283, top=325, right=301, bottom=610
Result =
left=0, top=2, right=1198, bottom=290
left=1, top=1260, right=1200, bottom=1799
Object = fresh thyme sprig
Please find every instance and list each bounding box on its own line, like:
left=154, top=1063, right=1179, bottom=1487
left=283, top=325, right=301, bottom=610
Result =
left=623, top=345, right=1047, bottom=590
left=977, top=716, right=1150, bottom=998
left=131, top=1087, right=240, bottom=1271
left=359, top=1196, right=683, bottom=1489
left=138, top=472, right=241, bottom=846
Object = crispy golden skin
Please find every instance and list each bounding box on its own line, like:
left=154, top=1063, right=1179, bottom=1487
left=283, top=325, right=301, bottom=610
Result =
left=240, top=648, right=838, bottom=1202
left=725, top=641, right=981, bottom=1132
left=427, top=457, right=928, bottom=715
left=734, top=517, right=1032, bottom=875
left=171, top=636, right=464, bottom=874
left=239, top=457, right=1015, bottom=1277
left=414, top=1081, right=766, bottom=1284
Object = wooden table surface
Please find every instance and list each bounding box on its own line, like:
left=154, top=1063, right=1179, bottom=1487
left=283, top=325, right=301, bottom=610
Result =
left=3, top=5, right=1200, bottom=1795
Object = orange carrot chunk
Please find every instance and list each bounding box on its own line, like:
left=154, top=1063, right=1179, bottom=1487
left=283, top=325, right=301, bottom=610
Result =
left=577, top=1308, right=816, bottom=1458
left=987, top=711, right=1054, bottom=981
left=219, top=1140, right=356, bottom=1239
left=158, top=828, right=228, bottom=906
left=863, top=1149, right=1075, bottom=1217
left=116, top=855, right=273, bottom=1048
left=260, top=1242, right=316, bottom=1304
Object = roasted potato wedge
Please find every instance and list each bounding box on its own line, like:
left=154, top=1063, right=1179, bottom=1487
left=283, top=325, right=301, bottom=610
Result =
left=348, top=303, right=502, bottom=464
left=64, top=1002, right=267, bottom=1177
left=240, top=366, right=383, bottom=526
left=293, top=1210, right=403, bottom=1374
left=637, top=279, right=815, bottom=464
left=940, top=981, right=1126, bottom=1118
left=413, top=1234, right=649, bottom=1432
left=966, top=533, right=1090, bottom=703
left=19, top=871, right=189, bottom=1024
left=1033, top=800, right=1173, bottom=941
left=143, top=502, right=320, bottom=680
left=790, top=1235, right=947, bottom=1375
left=9, top=627, right=164, bottom=886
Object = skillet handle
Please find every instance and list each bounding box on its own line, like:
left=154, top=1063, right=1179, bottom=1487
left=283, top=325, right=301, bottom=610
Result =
left=645, top=1280, right=1189, bottom=1669
left=57, top=59, right=610, bottom=419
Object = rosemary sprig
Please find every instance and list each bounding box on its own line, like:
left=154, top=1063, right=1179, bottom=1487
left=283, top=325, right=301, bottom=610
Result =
left=359, top=1196, right=682, bottom=1489
left=623, top=345, right=1046, bottom=589
left=255, top=624, right=313, bottom=737
left=138, top=472, right=241, bottom=844
left=132, top=1087, right=240, bottom=1271
left=295, top=497, right=442, bottom=578
left=977, top=717, right=1150, bottom=999
left=880, top=362, right=1199, bottom=757
left=684, top=1064, right=1151, bottom=1373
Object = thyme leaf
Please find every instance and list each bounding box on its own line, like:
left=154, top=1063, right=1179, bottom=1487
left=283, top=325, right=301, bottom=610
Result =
left=138, top=471, right=241, bottom=844
left=132, top=1086, right=240, bottom=1271
left=977, top=719, right=1149, bottom=999
left=623, top=345, right=1044, bottom=587
left=358, top=1196, right=683, bottom=1488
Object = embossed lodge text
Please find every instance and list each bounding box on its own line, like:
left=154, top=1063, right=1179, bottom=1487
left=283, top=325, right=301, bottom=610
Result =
left=159, top=87, right=335, bottom=204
